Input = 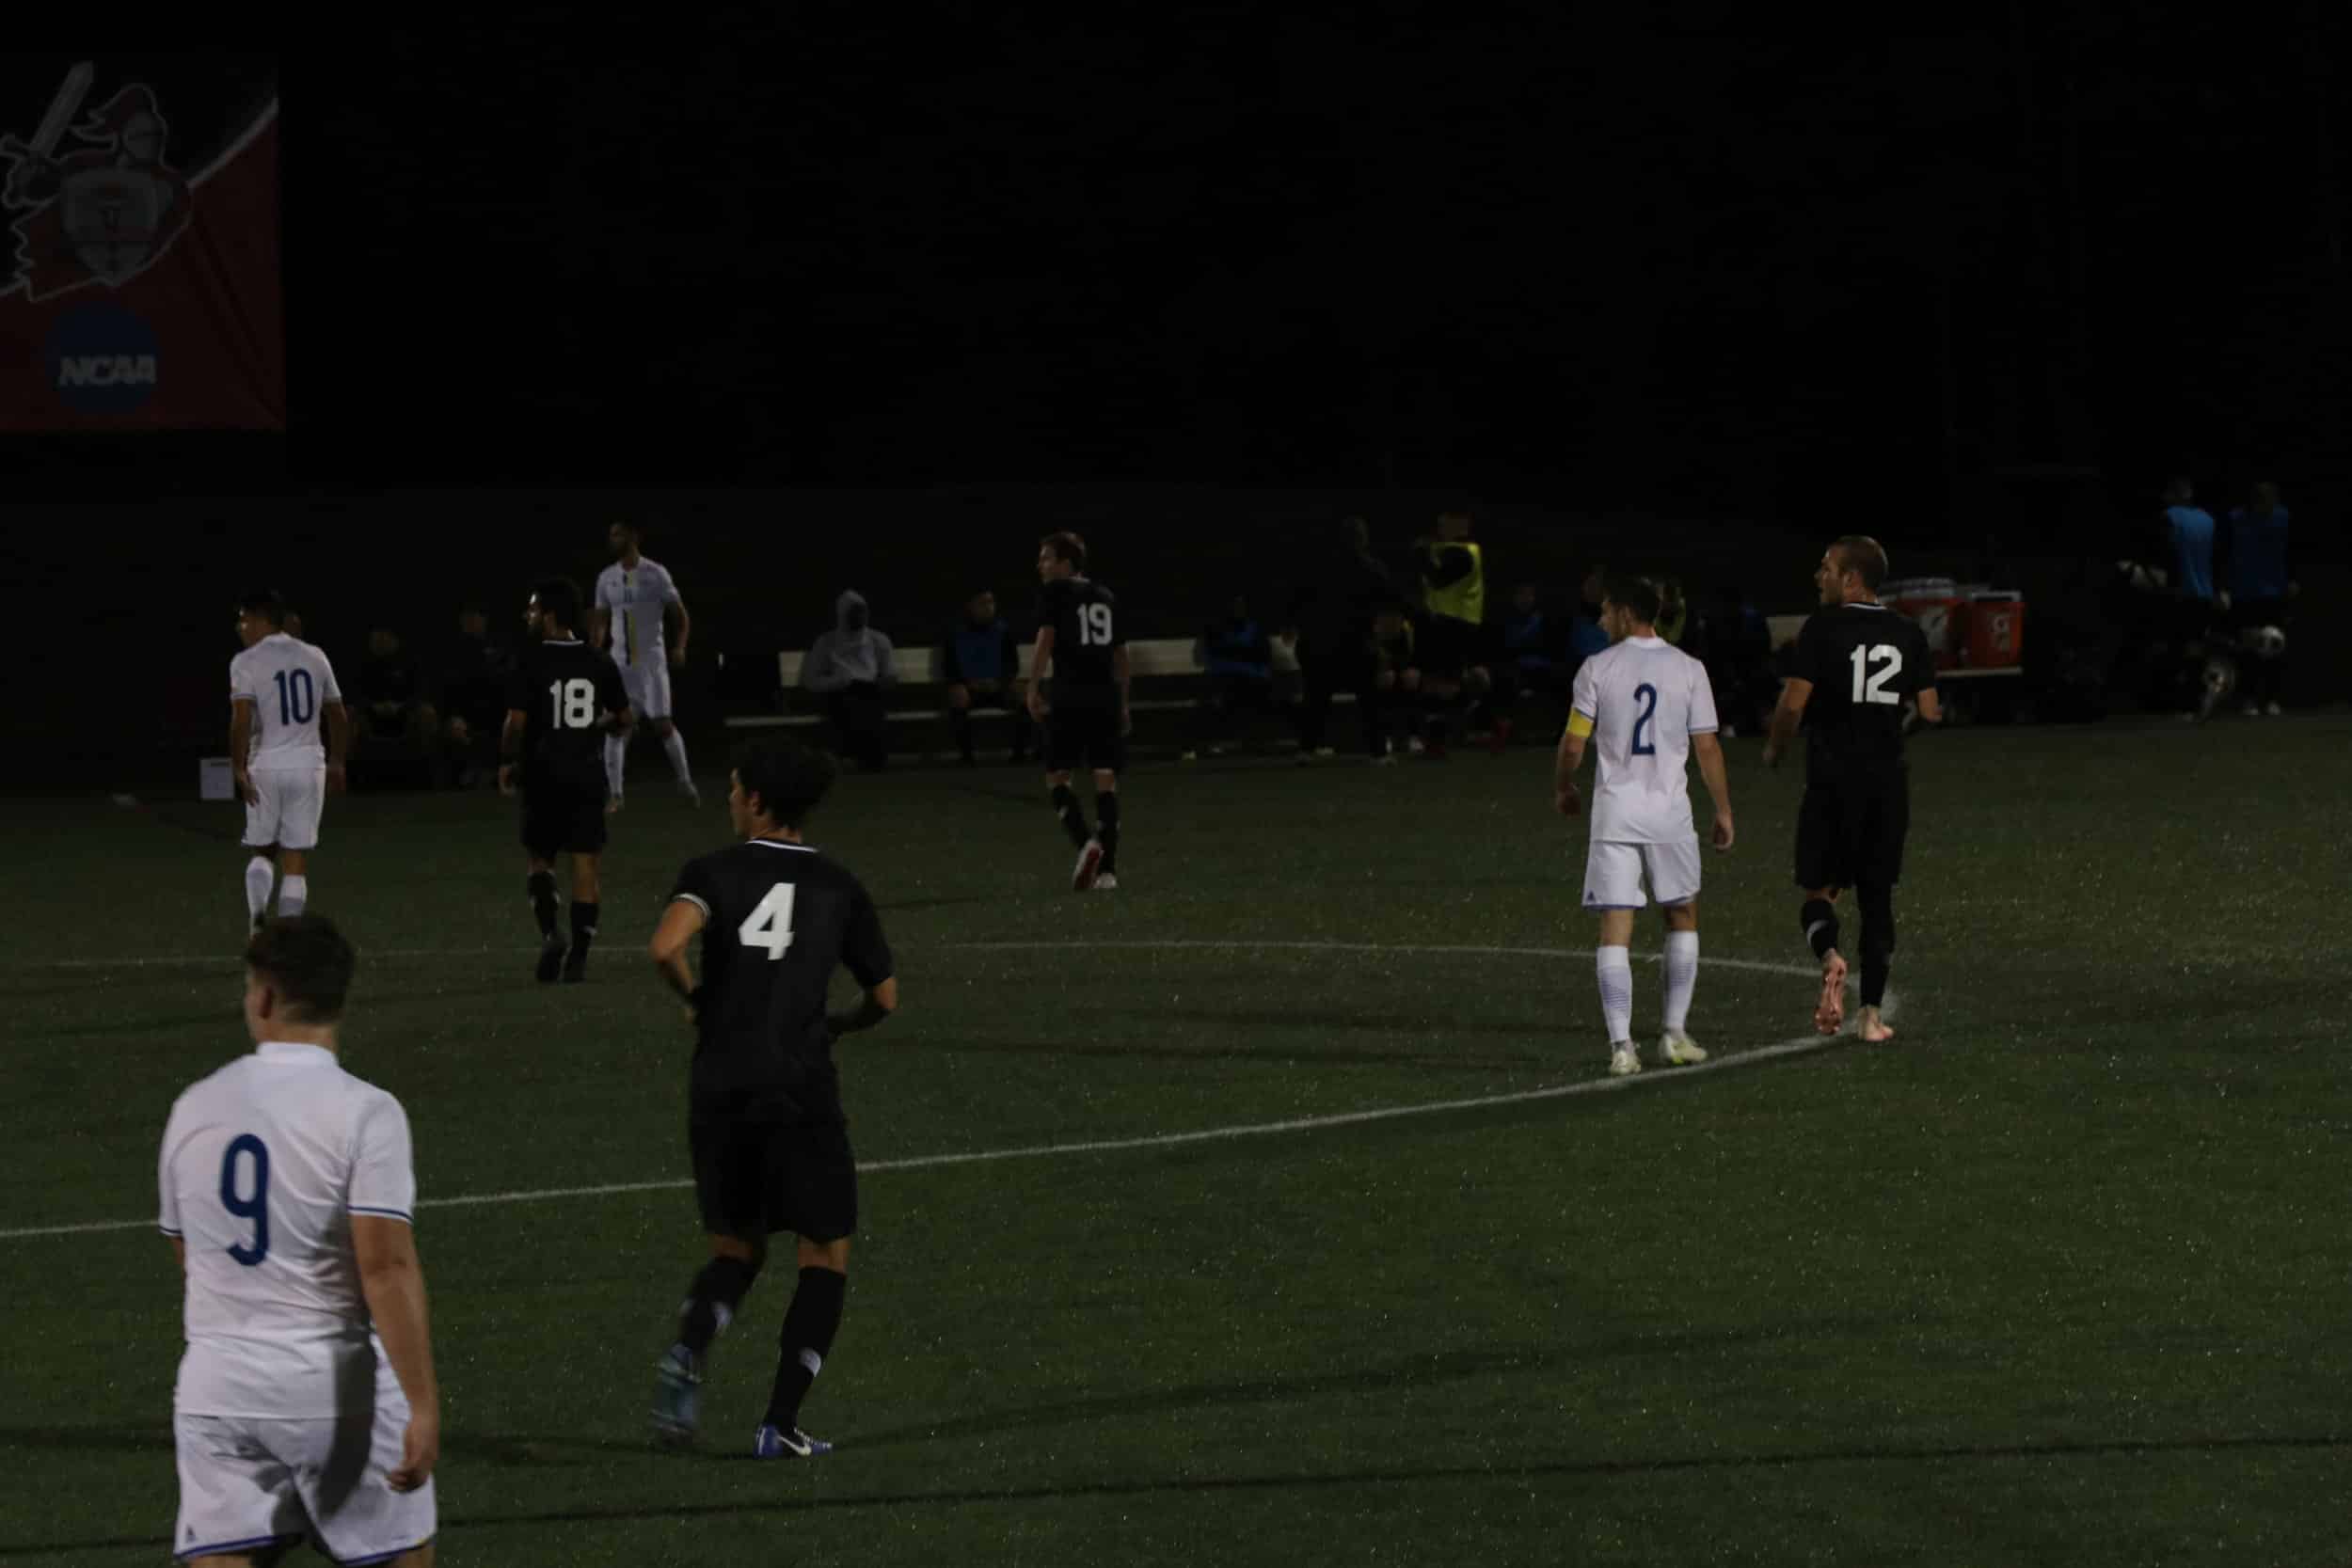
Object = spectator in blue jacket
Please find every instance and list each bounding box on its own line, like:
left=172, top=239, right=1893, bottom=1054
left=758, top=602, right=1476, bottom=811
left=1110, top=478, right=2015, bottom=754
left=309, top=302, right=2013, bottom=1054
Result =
left=2223, top=481, right=2295, bottom=717
left=1489, top=583, right=1566, bottom=736
left=1185, top=593, right=1280, bottom=760
left=2157, top=476, right=2223, bottom=720
left=943, top=589, right=1031, bottom=765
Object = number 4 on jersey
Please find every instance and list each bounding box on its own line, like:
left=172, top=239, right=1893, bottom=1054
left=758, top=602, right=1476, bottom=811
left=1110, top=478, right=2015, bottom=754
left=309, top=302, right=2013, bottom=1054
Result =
left=738, top=883, right=797, bottom=959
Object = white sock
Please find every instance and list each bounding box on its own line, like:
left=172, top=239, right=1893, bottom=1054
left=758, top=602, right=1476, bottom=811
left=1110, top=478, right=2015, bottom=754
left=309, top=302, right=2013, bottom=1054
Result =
left=603, top=734, right=627, bottom=797
left=1662, top=930, right=1698, bottom=1036
left=278, top=875, right=309, bottom=917
left=1597, top=944, right=1634, bottom=1046
left=243, top=856, right=276, bottom=922
left=662, top=729, right=692, bottom=786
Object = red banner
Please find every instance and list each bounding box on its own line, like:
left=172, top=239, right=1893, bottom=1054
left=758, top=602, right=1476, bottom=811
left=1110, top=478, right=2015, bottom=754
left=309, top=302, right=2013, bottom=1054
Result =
left=0, top=56, right=280, bottom=430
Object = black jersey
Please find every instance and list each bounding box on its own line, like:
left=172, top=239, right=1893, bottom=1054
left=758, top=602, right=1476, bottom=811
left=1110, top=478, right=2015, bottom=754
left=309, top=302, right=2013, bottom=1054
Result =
left=1792, top=602, right=1937, bottom=776
left=1037, top=575, right=1123, bottom=708
left=507, top=637, right=629, bottom=791
left=669, top=839, right=894, bottom=1115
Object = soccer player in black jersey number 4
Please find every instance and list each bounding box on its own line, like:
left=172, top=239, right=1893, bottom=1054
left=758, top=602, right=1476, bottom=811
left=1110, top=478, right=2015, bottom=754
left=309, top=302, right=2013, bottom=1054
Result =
left=501, top=578, right=632, bottom=984
left=1762, top=537, right=1942, bottom=1041
left=1025, top=531, right=1131, bottom=892
left=644, top=738, right=898, bottom=1460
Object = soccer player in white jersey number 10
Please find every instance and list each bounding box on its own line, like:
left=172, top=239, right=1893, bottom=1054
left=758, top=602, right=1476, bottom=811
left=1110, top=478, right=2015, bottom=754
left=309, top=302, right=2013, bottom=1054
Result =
left=591, top=519, right=699, bottom=809
left=1553, top=574, right=1736, bottom=1078
left=229, top=592, right=349, bottom=934
left=157, top=915, right=440, bottom=1566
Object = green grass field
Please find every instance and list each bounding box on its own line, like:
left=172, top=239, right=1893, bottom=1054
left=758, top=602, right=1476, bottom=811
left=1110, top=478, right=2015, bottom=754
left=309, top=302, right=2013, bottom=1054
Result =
left=4, top=716, right=2348, bottom=1566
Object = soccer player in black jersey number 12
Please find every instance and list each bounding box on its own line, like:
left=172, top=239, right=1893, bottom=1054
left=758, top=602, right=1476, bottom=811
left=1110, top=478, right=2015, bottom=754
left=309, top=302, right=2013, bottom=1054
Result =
left=1025, top=531, right=1131, bottom=892
left=644, top=738, right=898, bottom=1460
left=1761, top=537, right=1943, bottom=1042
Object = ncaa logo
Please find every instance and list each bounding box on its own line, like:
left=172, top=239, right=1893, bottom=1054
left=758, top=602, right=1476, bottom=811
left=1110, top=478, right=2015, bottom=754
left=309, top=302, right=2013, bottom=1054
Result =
left=45, top=301, right=159, bottom=413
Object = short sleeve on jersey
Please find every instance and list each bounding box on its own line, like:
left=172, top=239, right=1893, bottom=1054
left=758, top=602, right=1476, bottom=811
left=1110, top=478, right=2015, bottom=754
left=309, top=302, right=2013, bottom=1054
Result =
left=1903, top=617, right=1938, bottom=696
left=1100, top=586, right=1127, bottom=647
left=1794, top=613, right=1836, bottom=688
left=1686, top=659, right=1721, bottom=734
left=230, top=654, right=261, bottom=704
left=156, top=1095, right=187, bottom=1236
left=315, top=651, right=343, bottom=703
left=347, top=1094, right=417, bottom=1223
left=669, top=853, right=723, bottom=920
left=1569, top=658, right=1600, bottom=721
left=840, top=882, right=895, bottom=990
left=505, top=661, right=533, bottom=714
left=658, top=565, right=682, bottom=605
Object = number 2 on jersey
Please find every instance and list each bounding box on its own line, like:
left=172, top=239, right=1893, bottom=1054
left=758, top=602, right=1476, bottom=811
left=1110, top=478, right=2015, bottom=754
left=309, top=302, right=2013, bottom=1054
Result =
left=1629, top=683, right=1659, bottom=755
left=548, top=678, right=597, bottom=728
left=219, top=1133, right=270, bottom=1266
left=738, top=882, right=798, bottom=960
left=1076, top=602, right=1114, bottom=646
left=1848, top=644, right=1904, bottom=705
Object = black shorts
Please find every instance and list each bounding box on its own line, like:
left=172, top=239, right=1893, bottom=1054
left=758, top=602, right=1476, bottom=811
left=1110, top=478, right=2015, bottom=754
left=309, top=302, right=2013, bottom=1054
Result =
left=1794, top=770, right=1909, bottom=891
left=1043, top=705, right=1126, bottom=773
left=689, top=1100, right=857, bottom=1243
left=520, top=781, right=608, bottom=860
left=1417, top=616, right=1477, bottom=680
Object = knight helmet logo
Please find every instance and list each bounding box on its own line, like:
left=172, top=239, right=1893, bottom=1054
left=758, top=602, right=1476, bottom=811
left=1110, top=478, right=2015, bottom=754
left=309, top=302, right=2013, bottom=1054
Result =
left=3, top=64, right=196, bottom=302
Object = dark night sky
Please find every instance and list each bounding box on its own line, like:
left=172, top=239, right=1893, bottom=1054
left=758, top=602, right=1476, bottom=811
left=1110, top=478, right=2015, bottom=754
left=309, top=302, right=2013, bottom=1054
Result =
left=33, top=12, right=2352, bottom=517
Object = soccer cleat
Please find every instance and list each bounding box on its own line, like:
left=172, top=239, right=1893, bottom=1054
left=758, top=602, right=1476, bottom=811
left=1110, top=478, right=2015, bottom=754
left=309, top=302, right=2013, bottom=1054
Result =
left=1660, top=1032, right=1708, bottom=1066
left=754, top=1423, right=832, bottom=1459
left=562, top=945, right=590, bottom=984
left=2264, top=701, right=2282, bottom=718
left=650, top=1346, right=702, bottom=1447
left=1072, top=838, right=1104, bottom=893
left=1371, top=752, right=1398, bottom=767
left=607, top=795, right=625, bottom=815
left=535, top=933, right=567, bottom=985
left=1609, top=1044, right=1642, bottom=1077
left=1814, top=953, right=1849, bottom=1036
left=681, top=779, right=702, bottom=807
left=1406, top=736, right=1426, bottom=755
left=1093, top=872, right=1119, bottom=892
left=2240, top=702, right=2260, bottom=719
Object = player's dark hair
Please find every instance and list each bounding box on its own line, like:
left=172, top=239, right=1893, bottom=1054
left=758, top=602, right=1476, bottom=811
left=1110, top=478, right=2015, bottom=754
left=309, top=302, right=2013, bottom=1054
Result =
left=531, top=576, right=582, bottom=632
left=1831, top=536, right=1889, bottom=592
left=238, top=590, right=287, bottom=627
left=734, top=738, right=838, bottom=831
left=1041, top=531, right=1089, bottom=573
left=246, top=914, right=357, bottom=1023
left=1601, top=573, right=1662, bottom=626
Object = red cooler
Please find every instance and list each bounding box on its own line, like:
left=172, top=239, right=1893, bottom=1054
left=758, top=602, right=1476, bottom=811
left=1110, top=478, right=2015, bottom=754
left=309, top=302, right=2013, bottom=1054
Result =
left=1885, top=578, right=1963, bottom=670
left=1963, top=592, right=2025, bottom=670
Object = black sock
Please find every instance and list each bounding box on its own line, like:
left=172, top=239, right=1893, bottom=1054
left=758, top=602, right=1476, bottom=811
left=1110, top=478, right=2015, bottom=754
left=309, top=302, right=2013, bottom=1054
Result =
left=1095, top=791, right=1120, bottom=873
left=1050, top=783, right=1090, bottom=847
left=570, top=900, right=600, bottom=955
left=765, top=1266, right=847, bottom=1431
left=1801, top=897, right=1840, bottom=961
left=675, top=1255, right=761, bottom=1359
left=950, top=708, right=975, bottom=760
left=528, top=871, right=558, bottom=939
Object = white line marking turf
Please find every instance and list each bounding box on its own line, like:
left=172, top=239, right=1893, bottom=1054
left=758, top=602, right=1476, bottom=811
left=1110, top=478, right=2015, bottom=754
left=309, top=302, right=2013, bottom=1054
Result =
left=0, top=940, right=1855, bottom=1240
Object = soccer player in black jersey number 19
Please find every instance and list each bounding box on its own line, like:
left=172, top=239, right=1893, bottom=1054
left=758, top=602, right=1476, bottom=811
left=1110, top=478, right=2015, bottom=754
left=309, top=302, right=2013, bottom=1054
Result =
left=500, top=578, right=633, bottom=985
left=1761, top=537, right=1943, bottom=1042
left=644, top=738, right=898, bottom=1460
left=1025, top=531, right=1131, bottom=892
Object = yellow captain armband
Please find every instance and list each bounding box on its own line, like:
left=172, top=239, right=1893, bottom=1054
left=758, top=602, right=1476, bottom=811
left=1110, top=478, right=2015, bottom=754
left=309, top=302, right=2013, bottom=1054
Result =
left=1565, top=711, right=1595, bottom=739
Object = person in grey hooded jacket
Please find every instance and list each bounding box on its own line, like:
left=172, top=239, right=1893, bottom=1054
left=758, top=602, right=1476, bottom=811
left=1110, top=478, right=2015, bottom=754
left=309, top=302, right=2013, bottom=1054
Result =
left=802, top=590, right=898, bottom=770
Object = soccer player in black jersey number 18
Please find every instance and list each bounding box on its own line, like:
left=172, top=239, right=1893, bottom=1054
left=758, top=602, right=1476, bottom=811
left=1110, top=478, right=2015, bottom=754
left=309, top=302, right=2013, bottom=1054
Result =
left=1025, top=531, right=1132, bottom=892
left=644, top=738, right=898, bottom=1460
left=1761, top=537, right=1943, bottom=1042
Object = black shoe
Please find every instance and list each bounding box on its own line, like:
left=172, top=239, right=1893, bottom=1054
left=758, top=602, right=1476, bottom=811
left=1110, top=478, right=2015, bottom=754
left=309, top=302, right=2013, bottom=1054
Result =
left=562, top=945, right=590, bottom=984
left=535, top=933, right=566, bottom=984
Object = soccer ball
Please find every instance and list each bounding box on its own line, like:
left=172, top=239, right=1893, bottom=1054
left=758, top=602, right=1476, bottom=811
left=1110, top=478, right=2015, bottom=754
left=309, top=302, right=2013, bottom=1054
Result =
left=2240, top=625, right=2287, bottom=660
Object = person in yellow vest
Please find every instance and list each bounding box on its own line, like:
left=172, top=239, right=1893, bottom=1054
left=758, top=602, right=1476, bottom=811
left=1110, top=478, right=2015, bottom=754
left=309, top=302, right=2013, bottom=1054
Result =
left=1413, top=509, right=1492, bottom=757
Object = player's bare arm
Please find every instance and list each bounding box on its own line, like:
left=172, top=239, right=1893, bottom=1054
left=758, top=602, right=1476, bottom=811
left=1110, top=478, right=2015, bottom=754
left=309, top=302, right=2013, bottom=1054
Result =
left=588, top=604, right=611, bottom=651
left=828, top=975, right=899, bottom=1040
left=1553, top=713, right=1591, bottom=816
left=1113, top=644, right=1133, bottom=735
left=353, top=1213, right=440, bottom=1495
left=1915, top=686, right=1944, bottom=725
left=1762, top=676, right=1813, bottom=768
left=229, top=698, right=259, bottom=804
left=1025, top=626, right=1057, bottom=720
left=324, top=700, right=351, bottom=794
left=667, top=597, right=691, bottom=668
left=649, top=897, right=706, bottom=1011
left=1691, top=730, right=1735, bottom=849
left=497, top=707, right=526, bottom=796
left=167, top=1235, right=185, bottom=1271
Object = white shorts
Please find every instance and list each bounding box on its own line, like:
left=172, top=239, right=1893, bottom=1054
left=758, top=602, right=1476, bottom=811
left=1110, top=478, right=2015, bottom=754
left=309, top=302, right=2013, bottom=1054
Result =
left=174, top=1402, right=436, bottom=1563
left=1582, top=834, right=1702, bottom=911
left=243, top=767, right=325, bottom=851
left=619, top=656, right=672, bottom=721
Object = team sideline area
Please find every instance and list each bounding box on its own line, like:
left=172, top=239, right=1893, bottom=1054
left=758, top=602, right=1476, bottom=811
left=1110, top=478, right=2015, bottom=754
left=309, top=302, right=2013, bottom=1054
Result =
left=4, top=718, right=2347, bottom=1565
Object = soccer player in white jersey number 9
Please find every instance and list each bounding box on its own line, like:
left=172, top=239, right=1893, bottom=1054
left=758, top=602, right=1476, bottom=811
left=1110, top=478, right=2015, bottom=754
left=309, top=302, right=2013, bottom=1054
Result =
left=591, top=519, right=699, bottom=809
left=157, top=916, right=440, bottom=1566
left=1553, top=574, right=1736, bottom=1078
left=229, top=592, right=349, bottom=933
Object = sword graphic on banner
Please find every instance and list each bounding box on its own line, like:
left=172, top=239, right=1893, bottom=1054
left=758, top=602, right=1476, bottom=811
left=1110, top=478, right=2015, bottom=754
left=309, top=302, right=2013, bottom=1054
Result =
left=2, top=59, right=97, bottom=164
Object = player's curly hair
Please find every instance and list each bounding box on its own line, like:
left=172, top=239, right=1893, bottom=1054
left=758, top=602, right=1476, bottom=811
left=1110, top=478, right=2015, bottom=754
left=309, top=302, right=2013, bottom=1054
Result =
left=734, top=738, right=838, bottom=830
left=246, top=915, right=357, bottom=1023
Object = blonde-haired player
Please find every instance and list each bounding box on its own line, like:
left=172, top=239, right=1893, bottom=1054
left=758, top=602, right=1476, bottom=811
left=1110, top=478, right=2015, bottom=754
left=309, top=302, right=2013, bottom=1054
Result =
left=1554, top=574, right=1734, bottom=1075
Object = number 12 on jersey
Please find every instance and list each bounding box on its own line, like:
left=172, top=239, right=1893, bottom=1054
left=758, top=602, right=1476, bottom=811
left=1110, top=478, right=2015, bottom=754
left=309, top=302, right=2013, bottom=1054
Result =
left=739, top=882, right=797, bottom=959
left=1849, top=643, right=1904, bottom=705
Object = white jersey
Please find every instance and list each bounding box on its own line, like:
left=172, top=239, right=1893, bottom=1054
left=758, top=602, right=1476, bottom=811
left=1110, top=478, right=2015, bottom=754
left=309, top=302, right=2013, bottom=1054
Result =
left=596, top=555, right=681, bottom=669
left=229, top=633, right=342, bottom=769
left=1569, top=634, right=1719, bottom=844
left=157, top=1042, right=417, bottom=1419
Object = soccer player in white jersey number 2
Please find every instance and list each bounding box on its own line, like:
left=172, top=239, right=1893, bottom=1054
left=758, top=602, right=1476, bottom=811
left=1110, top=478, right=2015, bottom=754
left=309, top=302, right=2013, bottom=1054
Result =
left=1554, top=574, right=1736, bottom=1077
left=592, top=519, right=699, bottom=808
left=157, top=916, right=440, bottom=1565
left=229, top=592, right=349, bottom=933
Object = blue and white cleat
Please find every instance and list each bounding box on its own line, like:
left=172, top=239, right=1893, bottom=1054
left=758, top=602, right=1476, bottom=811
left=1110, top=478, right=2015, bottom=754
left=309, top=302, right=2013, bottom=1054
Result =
left=650, top=1345, right=701, bottom=1447
left=755, top=1423, right=833, bottom=1459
